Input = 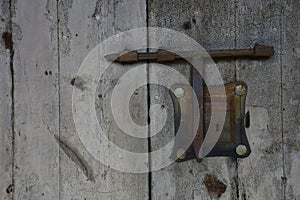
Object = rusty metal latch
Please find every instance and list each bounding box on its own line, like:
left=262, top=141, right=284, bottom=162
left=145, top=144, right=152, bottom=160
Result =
left=106, top=44, right=274, bottom=162
left=171, top=82, right=250, bottom=162
left=105, top=44, right=274, bottom=63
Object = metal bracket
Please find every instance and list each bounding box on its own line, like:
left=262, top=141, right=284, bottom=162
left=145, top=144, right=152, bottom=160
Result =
left=105, top=44, right=274, bottom=162
left=171, top=82, right=251, bottom=162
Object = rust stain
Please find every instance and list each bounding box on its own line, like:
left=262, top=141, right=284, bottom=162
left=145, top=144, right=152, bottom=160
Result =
left=204, top=174, right=227, bottom=198
left=54, top=135, right=95, bottom=182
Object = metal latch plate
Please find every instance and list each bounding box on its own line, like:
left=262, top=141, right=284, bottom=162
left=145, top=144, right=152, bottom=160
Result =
left=172, top=82, right=251, bottom=162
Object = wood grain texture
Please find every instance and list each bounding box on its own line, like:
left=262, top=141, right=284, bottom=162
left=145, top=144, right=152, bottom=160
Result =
left=1, top=1, right=299, bottom=200
left=148, top=0, right=238, bottom=199
left=235, top=1, right=284, bottom=199
left=0, top=0, right=13, bottom=199
left=13, top=0, right=60, bottom=199
left=58, top=0, right=148, bottom=199
left=282, top=1, right=300, bottom=199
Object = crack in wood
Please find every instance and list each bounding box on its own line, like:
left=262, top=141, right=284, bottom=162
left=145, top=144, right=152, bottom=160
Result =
left=54, top=135, right=95, bottom=182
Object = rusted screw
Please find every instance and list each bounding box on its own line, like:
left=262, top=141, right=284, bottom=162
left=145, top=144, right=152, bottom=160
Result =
left=176, top=148, right=187, bottom=160
left=174, top=87, right=185, bottom=98
left=236, top=144, right=248, bottom=156
left=234, top=85, right=247, bottom=96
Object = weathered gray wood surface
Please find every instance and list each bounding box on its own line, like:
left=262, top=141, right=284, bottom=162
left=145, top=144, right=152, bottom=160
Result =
left=282, top=1, right=300, bottom=199
left=237, top=1, right=291, bottom=199
left=148, top=1, right=238, bottom=199
left=0, top=0, right=12, bottom=199
left=12, top=0, right=60, bottom=199
left=58, top=0, right=148, bottom=199
left=235, top=1, right=284, bottom=199
left=0, top=0, right=299, bottom=200
left=236, top=1, right=299, bottom=199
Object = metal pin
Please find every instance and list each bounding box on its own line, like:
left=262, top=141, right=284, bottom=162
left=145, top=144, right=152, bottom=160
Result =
left=236, top=144, right=248, bottom=156
left=234, top=85, right=247, bottom=96
left=174, top=87, right=185, bottom=98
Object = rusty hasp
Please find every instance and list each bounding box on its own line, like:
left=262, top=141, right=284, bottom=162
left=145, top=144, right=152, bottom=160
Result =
left=105, top=43, right=275, bottom=163
left=105, top=44, right=274, bottom=63
left=171, top=82, right=251, bottom=162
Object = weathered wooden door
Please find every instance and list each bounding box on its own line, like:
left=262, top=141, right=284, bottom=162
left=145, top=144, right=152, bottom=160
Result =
left=0, top=0, right=299, bottom=199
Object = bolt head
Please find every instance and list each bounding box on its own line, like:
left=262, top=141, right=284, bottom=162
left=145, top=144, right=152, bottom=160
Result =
left=236, top=144, right=248, bottom=156
left=174, top=87, right=185, bottom=98
left=234, top=85, right=247, bottom=96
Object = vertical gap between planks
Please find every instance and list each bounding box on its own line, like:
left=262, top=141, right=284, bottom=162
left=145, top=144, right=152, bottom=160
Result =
left=233, top=0, right=237, bottom=82
left=8, top=0, right=15, bottom=199
left=7, top=0, right=15, bottom=198
left=233, top=0, right=239, bottom=199
left=279, top=6, right=286, bottom=200
left=146, top=0, right=152, bottom=199
left=56, top=0, right=61, bottom=199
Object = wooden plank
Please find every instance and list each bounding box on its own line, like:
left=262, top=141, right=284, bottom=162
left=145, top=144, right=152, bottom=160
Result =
left=148, top=1, right=238, bottom=199
left=13, top=0, right=60, bottom=199
left=282, top=1, right=300, bottom=199
left=0, top=0, right=13, bottom=199
left=58, top=0, right=148, bottom=199
left=235, top=1, right=284, bottom=199
left=4, top=1, right=299, bottom=200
